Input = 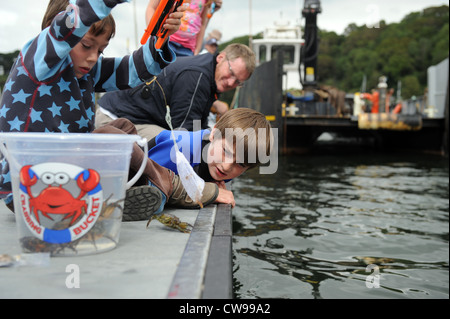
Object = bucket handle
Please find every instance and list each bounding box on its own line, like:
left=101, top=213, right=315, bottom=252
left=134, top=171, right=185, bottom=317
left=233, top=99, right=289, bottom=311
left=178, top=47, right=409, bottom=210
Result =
left=0, top=142, right=8, bottom=160
left=0, top=141, right=19, bottom=169
left=126, top=137, right=148, bottom=189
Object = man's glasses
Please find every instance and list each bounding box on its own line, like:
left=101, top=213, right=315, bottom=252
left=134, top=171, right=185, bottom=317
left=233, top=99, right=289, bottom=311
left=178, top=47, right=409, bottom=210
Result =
left=226, top=57, right=244, bottom=87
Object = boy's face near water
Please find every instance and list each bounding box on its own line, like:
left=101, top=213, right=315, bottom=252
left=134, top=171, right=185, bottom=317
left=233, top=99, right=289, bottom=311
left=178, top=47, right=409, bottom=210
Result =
left=207, top=131, right=248, bottom=181
left=70, top=30, right=110, bottom=79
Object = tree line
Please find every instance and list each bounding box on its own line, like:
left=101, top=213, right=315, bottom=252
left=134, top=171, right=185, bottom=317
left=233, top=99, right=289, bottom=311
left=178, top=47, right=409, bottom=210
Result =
left=218, top=5, right=448, bottom=100
left=316, top=5, right=449, bottom=98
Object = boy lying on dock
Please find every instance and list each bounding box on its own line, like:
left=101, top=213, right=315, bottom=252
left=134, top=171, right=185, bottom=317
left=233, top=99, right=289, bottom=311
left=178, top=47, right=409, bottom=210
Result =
left=123, top=108, right=274, bottom=220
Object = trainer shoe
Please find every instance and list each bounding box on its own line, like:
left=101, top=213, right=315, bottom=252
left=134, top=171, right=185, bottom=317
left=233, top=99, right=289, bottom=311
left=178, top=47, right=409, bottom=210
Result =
left=122, top=185, right=164, bottom=221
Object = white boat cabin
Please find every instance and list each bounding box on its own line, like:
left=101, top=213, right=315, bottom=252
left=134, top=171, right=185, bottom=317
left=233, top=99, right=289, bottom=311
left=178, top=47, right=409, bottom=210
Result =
left=252, top=21, right=304, bottom=90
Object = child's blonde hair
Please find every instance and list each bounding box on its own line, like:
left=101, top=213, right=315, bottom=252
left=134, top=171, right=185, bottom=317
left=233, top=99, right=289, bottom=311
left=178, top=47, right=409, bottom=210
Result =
left=41, top=0, right=116, bottom=39
left=213, top=108, right=273, bottom=169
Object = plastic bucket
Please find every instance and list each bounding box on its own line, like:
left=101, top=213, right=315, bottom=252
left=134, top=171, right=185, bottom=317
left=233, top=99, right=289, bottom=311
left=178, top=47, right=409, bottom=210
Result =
left=0, top=132, right=147, bottom=256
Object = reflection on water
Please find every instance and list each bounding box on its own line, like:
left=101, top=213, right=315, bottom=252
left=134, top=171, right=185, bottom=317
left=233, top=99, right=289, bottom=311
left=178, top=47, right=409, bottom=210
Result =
left=232, top=151, right=449, bottom=299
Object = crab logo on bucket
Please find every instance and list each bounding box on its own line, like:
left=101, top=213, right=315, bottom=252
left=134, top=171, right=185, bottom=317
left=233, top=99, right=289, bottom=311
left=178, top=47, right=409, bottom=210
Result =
left=18, top=162, right=103, bottom=244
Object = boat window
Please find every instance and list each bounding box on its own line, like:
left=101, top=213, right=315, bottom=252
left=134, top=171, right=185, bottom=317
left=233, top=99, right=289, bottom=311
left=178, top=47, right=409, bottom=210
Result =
left=272, top=45, right=295, bottom=65
left=259, top=45, right=267, bottom=63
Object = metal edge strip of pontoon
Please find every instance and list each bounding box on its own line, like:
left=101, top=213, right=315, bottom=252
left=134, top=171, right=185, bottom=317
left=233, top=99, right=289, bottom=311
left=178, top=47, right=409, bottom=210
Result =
left=166, top=204, right=217, bottom=298
left=166, top=203, right=233, bottom=299
left=202, top=204, right=233, bottom=299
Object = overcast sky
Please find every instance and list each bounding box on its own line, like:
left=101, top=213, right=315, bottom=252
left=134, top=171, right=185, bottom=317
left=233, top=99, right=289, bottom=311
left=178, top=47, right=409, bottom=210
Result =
left=0, top=0, right=448, bottom=57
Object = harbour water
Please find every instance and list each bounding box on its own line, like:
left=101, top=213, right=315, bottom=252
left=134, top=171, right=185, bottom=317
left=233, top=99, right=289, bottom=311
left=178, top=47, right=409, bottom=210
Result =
left=231, top=147, right=449, bottom=299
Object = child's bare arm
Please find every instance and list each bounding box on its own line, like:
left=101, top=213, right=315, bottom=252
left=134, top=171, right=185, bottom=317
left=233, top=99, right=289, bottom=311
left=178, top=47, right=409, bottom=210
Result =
left=194, top=4, right=210, bottom=55
left=145, top=0, right=160, bottom=24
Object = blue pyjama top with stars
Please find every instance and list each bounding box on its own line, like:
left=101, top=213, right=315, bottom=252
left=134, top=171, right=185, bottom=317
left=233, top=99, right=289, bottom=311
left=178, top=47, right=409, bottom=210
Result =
left=0, top=0, right=175, bottom=200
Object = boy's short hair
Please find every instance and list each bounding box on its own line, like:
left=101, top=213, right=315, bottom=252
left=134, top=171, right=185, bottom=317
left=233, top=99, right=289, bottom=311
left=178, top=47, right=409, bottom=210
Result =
left=213, top=108, right=273, bottom=169
left=41, top=0, right=116, bottom=39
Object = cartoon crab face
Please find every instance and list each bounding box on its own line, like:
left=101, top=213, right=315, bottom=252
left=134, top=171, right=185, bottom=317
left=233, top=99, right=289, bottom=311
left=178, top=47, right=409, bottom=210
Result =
left=18, top=162, right=103, bottom=244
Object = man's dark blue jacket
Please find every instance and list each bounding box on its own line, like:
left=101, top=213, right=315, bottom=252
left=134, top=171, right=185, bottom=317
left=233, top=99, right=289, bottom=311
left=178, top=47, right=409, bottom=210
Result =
left=98, top=53, right=218, bottom=130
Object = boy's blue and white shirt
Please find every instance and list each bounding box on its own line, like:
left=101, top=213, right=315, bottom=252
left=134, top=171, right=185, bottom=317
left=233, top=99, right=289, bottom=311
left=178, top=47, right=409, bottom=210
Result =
left=148, top=129, right=210, bottom=175
left=0, top=0, right=175, bottom=200
left=149, top=129, right=233, bottom=183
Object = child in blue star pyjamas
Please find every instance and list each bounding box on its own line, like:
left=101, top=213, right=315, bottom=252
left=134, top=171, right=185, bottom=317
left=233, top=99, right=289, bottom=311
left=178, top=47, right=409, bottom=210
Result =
left=0, top=0, right=182, bottom=208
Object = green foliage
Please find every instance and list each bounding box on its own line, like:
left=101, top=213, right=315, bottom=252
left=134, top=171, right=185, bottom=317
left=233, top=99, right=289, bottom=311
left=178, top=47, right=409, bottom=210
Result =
left=401, top=75, right=422, bottom=98
left=317, top=5, right=448, bottom=99
left=214, top=4, right=444, bottom=101
left=215, top=5, right=448, bottom=103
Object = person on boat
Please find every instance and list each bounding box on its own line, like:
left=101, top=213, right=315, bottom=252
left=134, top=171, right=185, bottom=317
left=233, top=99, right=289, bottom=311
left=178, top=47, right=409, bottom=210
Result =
left=95, top=43, right=256, bottom=141
left=361, top=89, right=380, bottom=113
